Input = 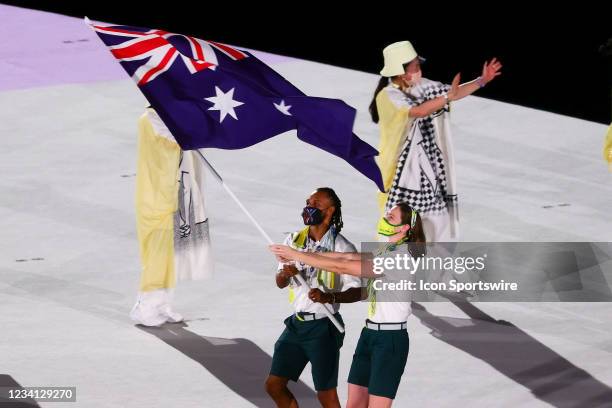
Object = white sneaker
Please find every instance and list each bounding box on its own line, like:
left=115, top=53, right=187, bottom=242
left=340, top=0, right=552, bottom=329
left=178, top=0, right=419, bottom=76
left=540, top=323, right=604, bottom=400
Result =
left=130, top=301, right=167, bottom=327
left=160, top=305, right=184, bottom=323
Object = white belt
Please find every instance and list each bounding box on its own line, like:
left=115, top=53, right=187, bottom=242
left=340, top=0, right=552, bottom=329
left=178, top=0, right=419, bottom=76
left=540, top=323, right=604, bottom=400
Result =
left=296, top=312, right=328, bottom=321
left=365, top=320, right=407, bottom=331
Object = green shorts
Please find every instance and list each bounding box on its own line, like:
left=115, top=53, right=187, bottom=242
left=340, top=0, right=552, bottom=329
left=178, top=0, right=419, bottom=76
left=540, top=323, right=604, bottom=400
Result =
left=347, top=324, right=409, bottom=399
left=270, top=313, right=345, bottom=391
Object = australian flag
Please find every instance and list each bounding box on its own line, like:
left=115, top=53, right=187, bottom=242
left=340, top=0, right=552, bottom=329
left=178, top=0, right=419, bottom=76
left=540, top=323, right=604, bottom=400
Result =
left=88, top=20, right=384, bottom=191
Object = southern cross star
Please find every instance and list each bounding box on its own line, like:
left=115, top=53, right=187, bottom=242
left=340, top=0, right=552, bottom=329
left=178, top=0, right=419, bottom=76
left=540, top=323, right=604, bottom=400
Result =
left=205, top=86, right=244, bottom=123
left=274, top=100, right=293, bottom=116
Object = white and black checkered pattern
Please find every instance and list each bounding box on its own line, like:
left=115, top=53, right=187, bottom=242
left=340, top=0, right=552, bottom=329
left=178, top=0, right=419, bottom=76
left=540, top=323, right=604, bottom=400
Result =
left=385, top=82, right=458, bottom=215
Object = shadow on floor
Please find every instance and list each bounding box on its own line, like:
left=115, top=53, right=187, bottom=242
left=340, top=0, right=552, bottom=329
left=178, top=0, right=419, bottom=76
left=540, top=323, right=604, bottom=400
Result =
left=413, top=298, right=612, bottom=407
left=0, top=374, right=41, bottom=407
left=137, top=322, right=319, bottom=407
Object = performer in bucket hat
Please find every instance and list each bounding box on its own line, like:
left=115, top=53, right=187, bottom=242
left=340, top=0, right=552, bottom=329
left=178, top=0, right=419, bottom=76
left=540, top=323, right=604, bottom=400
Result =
left=370, top=40, right=502, bottom=241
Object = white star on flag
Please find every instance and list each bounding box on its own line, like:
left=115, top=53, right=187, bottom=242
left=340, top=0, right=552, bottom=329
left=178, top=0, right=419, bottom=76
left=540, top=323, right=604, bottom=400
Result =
left=274, top=100, right=292, bottom=116
left=205, top=86, right=244, bottom=122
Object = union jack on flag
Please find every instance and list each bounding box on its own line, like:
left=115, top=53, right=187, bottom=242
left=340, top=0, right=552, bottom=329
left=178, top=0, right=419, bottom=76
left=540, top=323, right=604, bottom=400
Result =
left=90, top=22, right=248, bottom=85
left=87, top=19, right=384, bottom=191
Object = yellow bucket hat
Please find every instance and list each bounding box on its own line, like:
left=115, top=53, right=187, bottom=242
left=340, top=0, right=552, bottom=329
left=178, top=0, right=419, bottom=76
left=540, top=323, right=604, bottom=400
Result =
left=380, top=41, right=421, bottom=77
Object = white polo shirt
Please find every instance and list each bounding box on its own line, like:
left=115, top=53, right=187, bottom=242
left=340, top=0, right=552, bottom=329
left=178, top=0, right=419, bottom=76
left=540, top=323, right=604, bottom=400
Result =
left=278, top=227, right=362, bottom=315
left=367, top=287, right=412, bottom=324
left=368, top=247, right=414, bottom=324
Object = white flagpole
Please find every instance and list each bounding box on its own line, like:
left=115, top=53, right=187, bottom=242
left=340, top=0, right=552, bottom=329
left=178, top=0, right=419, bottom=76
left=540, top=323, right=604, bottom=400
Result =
left=196, top=150, right=345, bottom=333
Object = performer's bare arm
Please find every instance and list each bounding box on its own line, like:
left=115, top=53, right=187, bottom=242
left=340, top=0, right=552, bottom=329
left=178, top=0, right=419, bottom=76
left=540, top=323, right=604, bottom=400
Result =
left=410, top=58, right=502, bottom=118
left=409, top=92, right=455, bottom=118
left=453, top=58, right=503, bottom=100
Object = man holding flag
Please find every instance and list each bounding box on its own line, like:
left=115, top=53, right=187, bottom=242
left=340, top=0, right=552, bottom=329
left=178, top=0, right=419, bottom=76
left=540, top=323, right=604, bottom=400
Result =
left=267, top=188, right=363, bottom=408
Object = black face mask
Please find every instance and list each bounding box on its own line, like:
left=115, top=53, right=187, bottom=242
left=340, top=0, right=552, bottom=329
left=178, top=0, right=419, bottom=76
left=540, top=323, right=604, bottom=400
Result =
left=302, top=206, right=324, bottom=225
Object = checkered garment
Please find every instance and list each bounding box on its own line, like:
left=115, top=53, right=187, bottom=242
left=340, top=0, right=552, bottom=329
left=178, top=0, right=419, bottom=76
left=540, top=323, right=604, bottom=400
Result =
left=384, top=81, right=459, bottom=234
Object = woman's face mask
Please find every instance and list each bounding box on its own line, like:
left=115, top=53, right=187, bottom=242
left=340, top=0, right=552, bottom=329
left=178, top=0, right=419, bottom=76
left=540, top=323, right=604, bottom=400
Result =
left=376, top=216, right=409, bottom=241
left=407, top=69, right=422, bottom=86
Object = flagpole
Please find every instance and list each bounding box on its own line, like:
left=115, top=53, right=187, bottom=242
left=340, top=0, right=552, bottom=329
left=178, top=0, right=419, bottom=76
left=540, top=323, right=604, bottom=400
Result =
left=195, top=150, right=345, bottom=333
